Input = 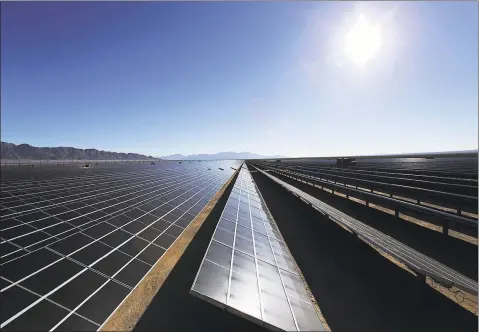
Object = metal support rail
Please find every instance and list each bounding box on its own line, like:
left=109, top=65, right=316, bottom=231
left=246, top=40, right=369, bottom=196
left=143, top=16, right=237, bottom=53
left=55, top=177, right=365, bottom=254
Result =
left=250, top=165, right=478, bottom=296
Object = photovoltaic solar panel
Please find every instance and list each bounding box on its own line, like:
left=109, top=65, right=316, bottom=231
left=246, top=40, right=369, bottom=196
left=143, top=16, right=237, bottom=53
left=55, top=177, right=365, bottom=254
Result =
left=0, top=161, right=241, bottom=331
left=190, top=165, right=324, bottom=331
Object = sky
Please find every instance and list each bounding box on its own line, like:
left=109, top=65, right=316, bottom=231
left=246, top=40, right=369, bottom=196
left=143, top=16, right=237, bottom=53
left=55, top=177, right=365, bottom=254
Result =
left=1, top=1, right=477, bottom=158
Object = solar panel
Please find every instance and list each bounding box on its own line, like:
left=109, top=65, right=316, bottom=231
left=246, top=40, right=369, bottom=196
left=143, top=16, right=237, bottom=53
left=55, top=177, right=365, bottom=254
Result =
left=191, top=165, right=324, bottom=331
left=251, top=164, right=478, bottom=296
left=0, top=161, right=241, bottom=330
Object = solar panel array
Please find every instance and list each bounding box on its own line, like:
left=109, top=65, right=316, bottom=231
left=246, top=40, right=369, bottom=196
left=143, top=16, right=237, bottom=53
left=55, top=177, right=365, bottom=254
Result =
left=255, top=160, right=478, bottom=238
left=191, top=165, right=324, bottom=331
left=0, top=161, right=240, bottom=331
left=251, top=165, right=478, bottom=296
left=275, top=154, right=478, bottom=180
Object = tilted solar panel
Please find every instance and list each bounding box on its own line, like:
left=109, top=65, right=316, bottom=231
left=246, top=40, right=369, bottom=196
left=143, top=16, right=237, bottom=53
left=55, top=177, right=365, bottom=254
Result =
left=191, top=165, right=324, bottom=331
left=251, top=164, right=478, bottom=296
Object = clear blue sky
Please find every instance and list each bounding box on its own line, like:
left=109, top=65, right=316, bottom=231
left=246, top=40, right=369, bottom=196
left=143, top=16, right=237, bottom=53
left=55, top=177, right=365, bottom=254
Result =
left=1, top=1, right=477, bottom=157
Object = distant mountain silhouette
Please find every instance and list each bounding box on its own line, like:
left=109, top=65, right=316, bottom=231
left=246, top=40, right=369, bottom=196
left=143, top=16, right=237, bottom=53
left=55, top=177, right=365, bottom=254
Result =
left=161, top=152, right=285, bottom=160
left=1, top=142, right=155, bottom=160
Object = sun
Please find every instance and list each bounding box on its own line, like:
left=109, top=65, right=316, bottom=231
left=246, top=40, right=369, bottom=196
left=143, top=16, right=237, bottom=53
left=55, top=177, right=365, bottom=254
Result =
left=344, top=14, right=383, bottom=67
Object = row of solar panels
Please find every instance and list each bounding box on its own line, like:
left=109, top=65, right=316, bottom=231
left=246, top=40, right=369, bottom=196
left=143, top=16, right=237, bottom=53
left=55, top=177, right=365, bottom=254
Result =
left=247, top=165, right=478, bottom=297
left=277, top=164, right=477, bottom=208
left=280, top=161, right=479, bottom=176
left=271, top=156, right=478, bottom=179
left=189, top=161, right=477, bottom=330
left=0, top=162, right=240, bottom=330
left=256, top=164, right=478, bottom=237
left=0, top=159, right=158, bottom=166
left=281, top=163, right=477, bottom=186
left=353, top=159, right=478, bottom=172
left=190, top=165, right=325, bottom=331
left=1, top=158, right=475, bottom=331
left=0, top=162, right=222, bottom=182
left=0, top=160, right=327, bottom=331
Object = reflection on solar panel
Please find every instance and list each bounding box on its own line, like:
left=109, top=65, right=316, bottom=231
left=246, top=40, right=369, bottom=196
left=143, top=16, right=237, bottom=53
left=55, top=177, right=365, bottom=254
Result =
left=0, top=161, right=241, bottom=330
left=191, top=165, right=324, bottom=331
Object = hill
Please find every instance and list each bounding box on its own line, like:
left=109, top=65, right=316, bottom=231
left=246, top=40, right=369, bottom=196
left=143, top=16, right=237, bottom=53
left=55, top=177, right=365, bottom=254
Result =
left=0, top=142, right=155, bottom=160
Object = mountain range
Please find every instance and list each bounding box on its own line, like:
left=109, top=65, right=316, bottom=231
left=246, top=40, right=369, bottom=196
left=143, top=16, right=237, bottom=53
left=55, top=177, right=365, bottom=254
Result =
left=161, top=152, right=285, bottom=160
left=1, top=142, right=155, bottom=160
left=0, top=142, right=284, bottom=161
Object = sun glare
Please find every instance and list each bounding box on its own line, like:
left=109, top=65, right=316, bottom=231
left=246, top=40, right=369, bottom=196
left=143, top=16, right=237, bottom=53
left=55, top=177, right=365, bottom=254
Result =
left=344, top=14, right=383, bottom=68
